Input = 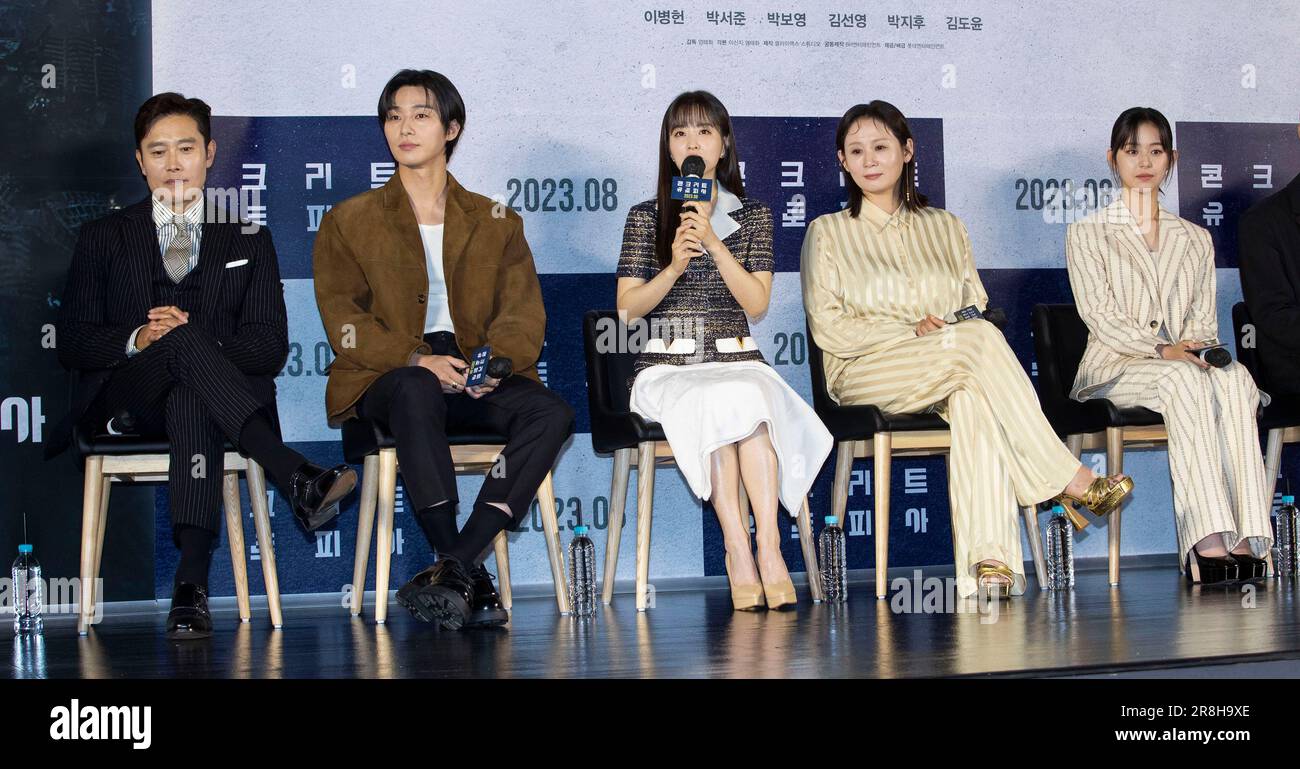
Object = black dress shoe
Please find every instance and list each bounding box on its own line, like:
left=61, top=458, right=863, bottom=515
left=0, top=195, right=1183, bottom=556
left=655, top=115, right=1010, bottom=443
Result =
left=1186, top=550, right=1238, bottom=585
left=395, top=557, right=473, bottom=630
left=288, top=462, right=357, bottom=531
left=166, top=582, right=212, bottom=640
left=1231, top=552, right=1268, bottom=582
left=465, top=564, right=509, bottom=628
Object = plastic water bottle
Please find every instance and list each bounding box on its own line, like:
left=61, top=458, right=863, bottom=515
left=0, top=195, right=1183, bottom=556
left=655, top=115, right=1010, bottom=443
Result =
left=818, top=515, right=847, bottom=603
left=568, top=525, right=596, bottom=617
left=11, top=544, right=43, bottom=634
left=1275, top=494, right=1298, bottom=578
left=1044, top=504, right=1075, bottom=590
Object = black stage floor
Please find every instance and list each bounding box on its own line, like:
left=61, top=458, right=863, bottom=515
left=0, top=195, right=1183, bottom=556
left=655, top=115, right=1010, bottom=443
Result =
left=7, top=565, right=1300, bottom=679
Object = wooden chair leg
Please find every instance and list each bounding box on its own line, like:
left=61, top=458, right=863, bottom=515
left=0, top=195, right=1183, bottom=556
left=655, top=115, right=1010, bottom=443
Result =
left=374, top=448, right=398, bottom=624
left=1106, top=427, right=1124, bottom=587
left=79, top=456, right=105, bottom=634
left=536, top=471, right=571, bottom=614
left=88, top=475, right=110, bottom=614
left=1022, top=505, right=1048, bottom=589
left=1066, top=433, right=1084, bottom=460
left=601, top=447, right=633, bottom=604
left=493, top=532, right=512, bottom=610
left=831, top=440, right=855, bottom=527
left=874, top=433, right=892, bottom=600
left=796, top=497, right=824, bottom=602
left=1265, top=428, right=1284, bottom=510
left=635, top=441, right=656, bottom=612
left=350, top=454, right=380, bottom=616
left=245, top=460, right=282, bottom=629
left=223, top=471, right=251, bottom=623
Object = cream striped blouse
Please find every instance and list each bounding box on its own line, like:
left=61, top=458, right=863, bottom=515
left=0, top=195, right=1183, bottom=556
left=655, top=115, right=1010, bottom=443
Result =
left=800, top=200, right=988, bottom=396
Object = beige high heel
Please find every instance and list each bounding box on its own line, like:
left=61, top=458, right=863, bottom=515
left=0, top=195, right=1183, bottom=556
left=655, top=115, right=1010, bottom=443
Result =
left=724, top=553, right=765, bottom=612
left=756, top=551, right=797, bottom=610
left=761, top=579, right=797, bottom=611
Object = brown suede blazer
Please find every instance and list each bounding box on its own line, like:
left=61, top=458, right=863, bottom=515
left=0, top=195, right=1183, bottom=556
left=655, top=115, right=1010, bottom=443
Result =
left=313, top=171, right=545, bottom=425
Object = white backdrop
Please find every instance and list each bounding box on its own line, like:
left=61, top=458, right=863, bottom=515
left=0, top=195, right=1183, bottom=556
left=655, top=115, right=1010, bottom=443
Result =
left=149, top=0, right=1300, bottom=593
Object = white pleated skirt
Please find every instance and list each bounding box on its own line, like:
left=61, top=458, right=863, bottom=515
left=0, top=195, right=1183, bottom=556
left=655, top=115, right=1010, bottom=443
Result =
left=629, top=361, right=833, bottom=515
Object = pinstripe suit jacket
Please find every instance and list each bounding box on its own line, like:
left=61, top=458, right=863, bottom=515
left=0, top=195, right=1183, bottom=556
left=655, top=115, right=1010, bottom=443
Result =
left=1066, top=198, right=1218, bottom=400
left=46, top=196, right=289, bottom=457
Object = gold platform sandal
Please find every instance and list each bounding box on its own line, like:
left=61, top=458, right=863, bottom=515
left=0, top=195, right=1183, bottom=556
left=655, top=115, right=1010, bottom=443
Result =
left=1054, top=474, right=1134, bottom=530
left=976, top=562, right=1015, bottom=600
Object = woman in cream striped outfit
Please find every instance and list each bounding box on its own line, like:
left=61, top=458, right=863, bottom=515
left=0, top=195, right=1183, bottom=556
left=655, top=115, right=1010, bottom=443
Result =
left=801, top=101, right=1132, bottom=599
left=1067, top=107, right=1272, bottom=584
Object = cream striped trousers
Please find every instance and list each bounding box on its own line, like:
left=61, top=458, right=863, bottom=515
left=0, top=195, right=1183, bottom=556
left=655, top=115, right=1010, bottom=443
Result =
left=1081, top=359, right=1272, bottom=559
left=834, top=320, right=1080, bottom=597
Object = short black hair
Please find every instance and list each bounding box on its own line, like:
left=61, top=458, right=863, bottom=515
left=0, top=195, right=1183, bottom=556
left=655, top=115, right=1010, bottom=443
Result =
left=836, top=100, right=928, bottom=216
left=1108, top=106, right=1177, bottom=186
left=134, top=92, right=212, bottom=149
left=377, top=69, right=466, bottom=161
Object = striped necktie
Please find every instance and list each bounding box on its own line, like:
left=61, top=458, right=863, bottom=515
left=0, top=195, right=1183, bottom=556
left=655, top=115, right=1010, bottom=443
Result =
left=163, top=215, right=192, bottom=283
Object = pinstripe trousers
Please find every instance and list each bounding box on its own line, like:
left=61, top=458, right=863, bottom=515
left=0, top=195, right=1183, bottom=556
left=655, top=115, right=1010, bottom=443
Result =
left=1085, top=359, right=1272, bottom=559
left=835, top=319, right=1081, bottom=597
left=99, top=323, right=272, bottom=535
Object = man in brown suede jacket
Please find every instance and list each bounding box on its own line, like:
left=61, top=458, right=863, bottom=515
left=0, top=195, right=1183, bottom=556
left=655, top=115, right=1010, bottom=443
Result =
left=313, top=69, right=573, bottom=630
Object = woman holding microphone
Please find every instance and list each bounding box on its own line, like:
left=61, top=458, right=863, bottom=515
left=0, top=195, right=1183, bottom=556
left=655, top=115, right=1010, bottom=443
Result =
left=616, top=90, right=832, bottom=611
left=1067, top=107, right=1271, bottom=584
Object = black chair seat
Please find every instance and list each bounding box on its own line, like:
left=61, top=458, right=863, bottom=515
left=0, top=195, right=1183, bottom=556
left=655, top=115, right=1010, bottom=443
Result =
left=77, top=431, right=241, bottom=458
left=582, top=310, right=669, bottom=454
left=71, top=398, right=282, bottom=461
left=805, top=323, right=954, bottom=440
left=342, top=419, right=494, bottom=464
left=62, top=366, right=284, bottom=463
left=1032, top=303, right=1167, bottom=437
left=1111, top=406, right=1163, bottom=427
left=1260, top=397, right=1300, bottom=430
left=340, top=415, right=578, bottom=465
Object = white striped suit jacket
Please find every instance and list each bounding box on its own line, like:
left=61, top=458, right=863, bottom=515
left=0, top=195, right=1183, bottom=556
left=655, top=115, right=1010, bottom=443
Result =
left=1066, top=198, right=1219, bottom=400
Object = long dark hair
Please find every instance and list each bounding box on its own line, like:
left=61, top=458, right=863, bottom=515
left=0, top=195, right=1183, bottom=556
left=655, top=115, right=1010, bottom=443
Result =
left=836, top=101, right=927, bottom=216
left=654, top=91, right=746, bottom=268
left=1108, top=106, right=1177, bottom=190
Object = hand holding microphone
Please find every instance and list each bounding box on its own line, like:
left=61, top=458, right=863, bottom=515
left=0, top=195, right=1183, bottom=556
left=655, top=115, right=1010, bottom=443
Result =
left=668, top=156, right=715, bottom=276
left=1159, top=339, right=1231, bottom=370
left=670, top=216, right=703, bottom=276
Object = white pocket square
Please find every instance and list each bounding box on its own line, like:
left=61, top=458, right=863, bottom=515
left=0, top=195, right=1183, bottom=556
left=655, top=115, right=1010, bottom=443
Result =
left=225, top=259, right=249, bottom=269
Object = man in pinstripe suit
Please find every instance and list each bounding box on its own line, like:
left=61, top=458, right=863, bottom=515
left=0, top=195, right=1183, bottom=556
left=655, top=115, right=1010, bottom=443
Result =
left=47, top=93, right=357, bottom=639
left=1239, top=120, right=1300, bottom=395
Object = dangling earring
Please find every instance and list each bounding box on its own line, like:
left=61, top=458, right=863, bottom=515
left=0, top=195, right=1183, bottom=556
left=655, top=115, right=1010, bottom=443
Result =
left=906, top=187, right=912, bottom=204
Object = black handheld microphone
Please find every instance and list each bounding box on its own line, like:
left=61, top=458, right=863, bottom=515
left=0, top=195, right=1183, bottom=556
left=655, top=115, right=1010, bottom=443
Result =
left=1192, top=344, right=1232, bottom=368
left=681, top=155, right=706, bottom=179
left=675, top=155, right=710, bottom=256
left=487, top=356, right=513, bottom=380
left=671, top=155, right=712, bottom=205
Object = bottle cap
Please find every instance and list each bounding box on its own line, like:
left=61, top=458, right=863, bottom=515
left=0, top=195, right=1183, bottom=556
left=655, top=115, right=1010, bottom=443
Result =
left=1051, top=504, right=1066, bottom=515
left=1283, top=495, right=1295, bottom=505
left=823, top=515, right=838, bottom=525
left=17, top=544, right=32, bottom=554
left=574, top=525, right=589, bottom=536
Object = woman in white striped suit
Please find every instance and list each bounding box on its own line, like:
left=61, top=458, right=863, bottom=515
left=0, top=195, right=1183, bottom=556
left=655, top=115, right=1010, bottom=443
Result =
left=1067, top=107, right=1272, bottom=584
left=801, top=101, right=1132, bottom=599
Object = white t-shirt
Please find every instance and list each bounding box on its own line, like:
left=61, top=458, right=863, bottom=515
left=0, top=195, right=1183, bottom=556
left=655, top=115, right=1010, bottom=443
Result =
left=418, top=223, right=455, bottom=334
